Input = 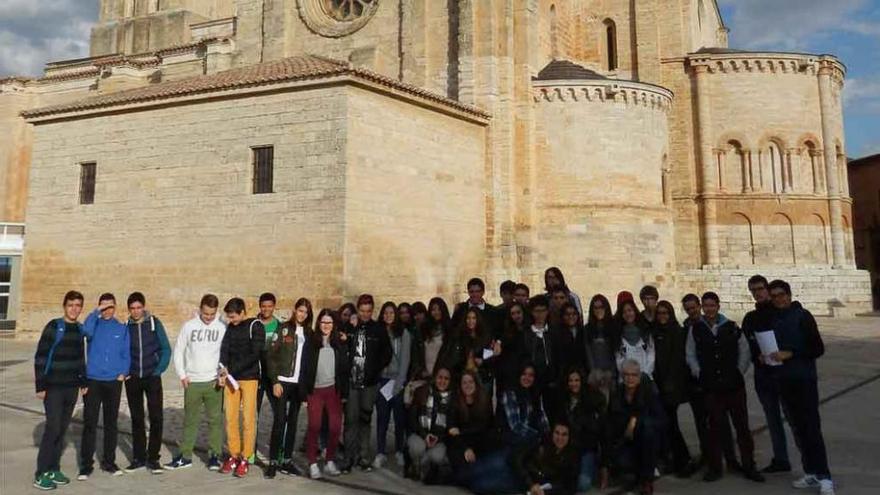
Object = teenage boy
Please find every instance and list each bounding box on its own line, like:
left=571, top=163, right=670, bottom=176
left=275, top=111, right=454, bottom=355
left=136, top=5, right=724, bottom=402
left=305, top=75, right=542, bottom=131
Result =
left=166, top=294, right=227, bottom=471
left=451, top=278, right=498, bottom=337
left=742, top=275, right=793, bottom=474
left=638, top=286, right=659, bottom=326
left=767, top=280, right=835, bottom=495
left=499, top=280, right=516, bottom=308
left=33, top=291, right=87, bottom=491
left=522, top=295, right=565, bottom=417
left=218, top=298, right=265, bottom=477
left=686, top=292, right=764, bottom=483
left=513, top=283, right=531, bottom=306
left=124, top=292, right=171, bottom=474
left=681, top=294, right=739, bottom=473
left=342, top=294, right=392, bottom=472
left=255, top=292, right=281, bottom=464
left=78, top=293, right=131, bottom=480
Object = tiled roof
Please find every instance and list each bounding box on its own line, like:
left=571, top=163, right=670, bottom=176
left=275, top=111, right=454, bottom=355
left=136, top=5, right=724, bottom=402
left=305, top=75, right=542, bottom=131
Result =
left=23, top=54, right=489, bottom=120
left=533, top=60, right=607, bottom=81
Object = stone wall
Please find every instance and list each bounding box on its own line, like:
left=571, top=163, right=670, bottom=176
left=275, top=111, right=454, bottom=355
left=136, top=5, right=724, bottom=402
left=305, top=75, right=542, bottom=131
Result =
left=343, top=86, right=487, bottom=303
left=530, top=80, right=676, bottom=297
left=19, top=81, right=486, bottom=335
left=21, top=86, right=349, bottom=333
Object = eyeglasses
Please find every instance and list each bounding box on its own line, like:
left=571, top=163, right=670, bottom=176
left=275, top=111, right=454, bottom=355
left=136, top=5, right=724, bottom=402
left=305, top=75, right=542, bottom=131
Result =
left=622, top=372, right=640, bottom=378
left=320, top=320, right=334, bottom=325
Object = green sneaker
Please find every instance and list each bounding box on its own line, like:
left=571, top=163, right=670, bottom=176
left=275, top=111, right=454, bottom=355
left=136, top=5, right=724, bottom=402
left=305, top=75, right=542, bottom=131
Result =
left=33, top=473, right=56, bottom=491
left=48, top=471, right=70, bottom=485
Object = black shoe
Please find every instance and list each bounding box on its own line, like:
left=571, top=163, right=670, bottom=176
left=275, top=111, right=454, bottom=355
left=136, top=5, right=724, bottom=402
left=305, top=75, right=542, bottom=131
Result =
left=124, top=461, right=145, bottom=473
left=281, top=461, right=301, bottom=476
left=264, top=464, right=277, bottom=479
left=744, top=468, right=766, bottom=483
left=357, top=460, right=373, bottom=473
left=101, top=463, right=123, bottom=476
left=703, top=470, right=722, bottom=482
left=146, top=461, right=163, bottom=474
left=761, top=460, right=792, bottom=473
left=675, top=461, right=698, bottom=479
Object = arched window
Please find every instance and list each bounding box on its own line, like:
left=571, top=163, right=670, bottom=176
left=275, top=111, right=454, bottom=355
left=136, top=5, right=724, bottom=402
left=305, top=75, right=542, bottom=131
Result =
left=766, top=141, right=785, bottom=194
left=604, top=19, right=617, bottom=71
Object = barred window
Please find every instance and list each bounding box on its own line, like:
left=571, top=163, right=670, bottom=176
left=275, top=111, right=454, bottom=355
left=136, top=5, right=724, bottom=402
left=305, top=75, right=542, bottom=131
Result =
left=79, top=162, right=96, bottom=205
left=252, top=146, right=274, bottom=194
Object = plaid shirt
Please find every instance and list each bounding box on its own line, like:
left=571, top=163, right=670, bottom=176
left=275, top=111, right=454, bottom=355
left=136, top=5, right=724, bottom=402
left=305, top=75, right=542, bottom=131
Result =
left=502, top=390, right=549, bottom=440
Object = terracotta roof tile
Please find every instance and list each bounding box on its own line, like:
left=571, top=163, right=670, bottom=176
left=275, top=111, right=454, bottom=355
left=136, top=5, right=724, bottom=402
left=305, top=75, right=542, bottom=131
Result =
left=23, top=54, right=489, bottom=120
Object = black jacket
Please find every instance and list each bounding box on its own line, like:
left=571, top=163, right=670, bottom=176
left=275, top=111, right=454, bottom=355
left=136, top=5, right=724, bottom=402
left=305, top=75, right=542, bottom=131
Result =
left=345, top=319, right=392, bottom=388
left=771, top=302, right=825, bottom=381
left=447, top=392, right=498, bottom=468
left=34, top=319, right=86, bottom=393
left=520, top=326, right=571, bottom=389
left=451, top=301, right=502, bottom=339
left=651, top=320, right=689, bottom=406
left=691, top=318, right=745, bottom=392
left=299, top=331, right=350, bottom=397
left=606, top=375, right=665, bottom=451
left=555, top=388, right=606, bottom=454
left=742, top=301, right=775, bottom=366
left=515, top=441, right=580, bottom=495
left=409, top=384, right=453, bottom=439
left=219, top=318, right=265, bottom=380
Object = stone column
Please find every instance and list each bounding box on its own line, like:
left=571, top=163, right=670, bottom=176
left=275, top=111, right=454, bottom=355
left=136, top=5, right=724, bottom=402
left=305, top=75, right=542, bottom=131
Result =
left=695, top=64, right=719, bottom=265
left=741, top=150, right=750, bottom=193
left=818, top=63, right=846, bottom=267
left=810, top=150, right=822, bottom=194
left=747, top=150, right=755, bottom=192
left=782, top=149, right=793, bottom=193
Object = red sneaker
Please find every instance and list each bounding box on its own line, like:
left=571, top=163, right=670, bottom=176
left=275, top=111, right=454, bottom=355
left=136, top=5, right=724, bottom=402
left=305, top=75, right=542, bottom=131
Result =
left=219, top=456, right=238, bottom=475
left=234, top=458, right=249, bottom=478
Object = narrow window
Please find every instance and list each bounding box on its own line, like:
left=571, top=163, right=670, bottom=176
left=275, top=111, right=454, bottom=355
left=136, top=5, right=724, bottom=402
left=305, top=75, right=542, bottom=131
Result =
left=79, top=162, right=96, bottom=205
left=252, top=146, right=274, bottom=194
left=604, top=19, right=617, bottom=71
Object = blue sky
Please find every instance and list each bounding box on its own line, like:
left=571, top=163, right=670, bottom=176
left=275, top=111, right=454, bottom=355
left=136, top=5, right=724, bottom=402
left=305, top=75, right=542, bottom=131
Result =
left=0, top=0, right=877, bottom=156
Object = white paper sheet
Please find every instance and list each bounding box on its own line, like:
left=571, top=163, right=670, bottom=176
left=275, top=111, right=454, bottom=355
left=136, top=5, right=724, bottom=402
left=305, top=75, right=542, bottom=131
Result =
left=755, top=331, right=783, bottom=366
left=482, top=348, right=495, bottom=360
left=226, top=374, right=240, bottom=390
left=380, top=379, right=395, bottom=401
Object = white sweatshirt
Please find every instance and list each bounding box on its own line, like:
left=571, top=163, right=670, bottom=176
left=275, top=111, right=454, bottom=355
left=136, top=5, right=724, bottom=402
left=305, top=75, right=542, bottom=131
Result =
left=173, top=314, right=227, bottom=383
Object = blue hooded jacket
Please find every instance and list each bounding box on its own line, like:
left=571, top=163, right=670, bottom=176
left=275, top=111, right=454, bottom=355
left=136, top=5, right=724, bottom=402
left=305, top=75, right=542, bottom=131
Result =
left=127, top=312, right=171, bottom=378
left=83, top=309, right=131, bottom=381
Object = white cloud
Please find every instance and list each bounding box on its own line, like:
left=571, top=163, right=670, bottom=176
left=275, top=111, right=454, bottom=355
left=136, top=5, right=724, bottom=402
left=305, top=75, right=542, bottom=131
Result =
left=0, top=0, right=96, bottom=77
left=718, top=0, right=879, bottom=51
left=844, top=78, right=880, bottom=114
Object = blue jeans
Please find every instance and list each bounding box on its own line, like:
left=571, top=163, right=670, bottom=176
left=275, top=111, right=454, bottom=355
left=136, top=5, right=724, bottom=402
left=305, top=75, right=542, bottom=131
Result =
left=375, top=378, right=406, bottom=454
left=755, top=366, right=790, bottom=465
left=578, top=451, right=597, bottom=492
left=469, top=448, right=523, bottom=494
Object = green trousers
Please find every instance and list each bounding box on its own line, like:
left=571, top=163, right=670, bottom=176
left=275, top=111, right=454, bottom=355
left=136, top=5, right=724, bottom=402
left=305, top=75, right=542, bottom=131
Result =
left=181, top=381, right=223, bottom=458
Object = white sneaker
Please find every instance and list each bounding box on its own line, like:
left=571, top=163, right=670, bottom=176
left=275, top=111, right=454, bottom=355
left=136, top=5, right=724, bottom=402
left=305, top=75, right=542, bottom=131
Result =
left=309, top=463, right=322, bottom=480
left=819, top=479, right=835, bottom=495
left=324, top=461, right=341, bottom=477
left=793, top=474, right=820, bottom=489
left=395, top=452, right=405, bottom=466
left=372, top=454, right=386, bottom=469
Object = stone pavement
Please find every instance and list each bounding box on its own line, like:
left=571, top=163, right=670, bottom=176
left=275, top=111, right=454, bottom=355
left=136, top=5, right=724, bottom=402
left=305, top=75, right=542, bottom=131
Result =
left=1, top=316, right=879, bottom=494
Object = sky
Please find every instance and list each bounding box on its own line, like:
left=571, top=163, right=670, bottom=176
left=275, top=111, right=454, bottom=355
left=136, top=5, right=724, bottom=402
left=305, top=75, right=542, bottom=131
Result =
left=0, top=0, right=877, bottom=157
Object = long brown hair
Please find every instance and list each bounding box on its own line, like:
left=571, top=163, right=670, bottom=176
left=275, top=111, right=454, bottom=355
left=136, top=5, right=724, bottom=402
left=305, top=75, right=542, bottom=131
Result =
left=455, top=307, right=489, bottom=348
left=291, top=297, right=314, bottom=332
left=309, top=308, right=342, bottom=346
left=453, top=370, right=491, bottom=423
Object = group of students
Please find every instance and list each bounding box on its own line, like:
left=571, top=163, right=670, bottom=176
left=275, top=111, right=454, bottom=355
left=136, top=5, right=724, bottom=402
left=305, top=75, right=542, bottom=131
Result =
left=32, top=267, right=835, bottom=495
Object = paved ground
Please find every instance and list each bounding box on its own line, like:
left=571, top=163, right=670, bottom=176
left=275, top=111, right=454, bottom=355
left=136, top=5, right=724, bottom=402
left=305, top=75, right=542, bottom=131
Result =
left=1, top=316, right=878, bottom=495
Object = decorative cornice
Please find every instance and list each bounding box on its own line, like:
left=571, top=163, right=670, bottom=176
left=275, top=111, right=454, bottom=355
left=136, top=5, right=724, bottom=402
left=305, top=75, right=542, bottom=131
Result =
left=532, top=80, right=673, bottom=111
left=687, top=52, right=845, bottom=82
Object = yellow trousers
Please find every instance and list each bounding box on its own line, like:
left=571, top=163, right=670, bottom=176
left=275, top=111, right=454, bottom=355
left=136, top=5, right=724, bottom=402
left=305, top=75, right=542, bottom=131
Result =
left=224, top=379, right=258, bottom=458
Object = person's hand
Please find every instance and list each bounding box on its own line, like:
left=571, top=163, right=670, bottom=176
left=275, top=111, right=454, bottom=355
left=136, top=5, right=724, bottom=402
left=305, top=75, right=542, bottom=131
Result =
left=529, top=483, right=544, bottom=495
left=474, top=358, right=483, bottom=366
left=80, top=387, right=89, bottom=396
left=117, top=374, right=126, bottom=382
left=36, top=391, right=46, bottom=400
left=770, top=350, right=793, bottom=362
left=448, top=428, right=460, bottom=437
left=273, top=383, right=283, bottom=398
left=339, top=333, right=348, bottom=342
left=426, top=434, right=438, bottom=448
left=625, top=416, right=637, bottom=439
left=180, top=377, right=191, bottom=389
left=493, top=340, right=502, bottom=356
left=218, top=375, right=226, bottom=387
left=349, top=315, right=358, bottom=326
left=97, top=300, right=114, bottom=312
left=464, top=448, right=476, bottom=463
left=599, top=467, right=609, bottom=489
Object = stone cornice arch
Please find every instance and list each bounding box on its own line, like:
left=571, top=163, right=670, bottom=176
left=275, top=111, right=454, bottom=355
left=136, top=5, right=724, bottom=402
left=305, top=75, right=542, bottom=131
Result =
left=532, top=79, right=673, bottom=112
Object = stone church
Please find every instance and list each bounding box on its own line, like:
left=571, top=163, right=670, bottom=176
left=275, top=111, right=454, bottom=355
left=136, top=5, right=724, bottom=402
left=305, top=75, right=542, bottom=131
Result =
left=0, top=0, right=872, bottom=333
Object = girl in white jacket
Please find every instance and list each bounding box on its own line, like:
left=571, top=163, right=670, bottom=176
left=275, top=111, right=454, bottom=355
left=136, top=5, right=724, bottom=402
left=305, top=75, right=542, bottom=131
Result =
left=615, top=300, right=655, bottom=378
